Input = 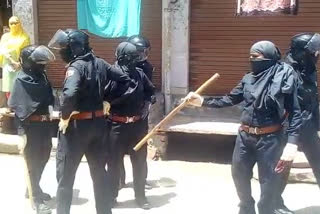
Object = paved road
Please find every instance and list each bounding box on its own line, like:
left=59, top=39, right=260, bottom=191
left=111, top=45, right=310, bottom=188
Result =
left=0, top=154, right=319, bottom=214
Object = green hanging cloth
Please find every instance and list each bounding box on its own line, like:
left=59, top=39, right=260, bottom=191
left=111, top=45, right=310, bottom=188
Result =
left=77, top=0, right=141, bottom=38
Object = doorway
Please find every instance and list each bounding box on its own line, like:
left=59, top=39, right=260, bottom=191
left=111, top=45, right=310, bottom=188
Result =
left=0, top=0, right=12, bottom=37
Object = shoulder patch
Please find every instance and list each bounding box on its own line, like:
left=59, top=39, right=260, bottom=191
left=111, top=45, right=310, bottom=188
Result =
left=65, top=68, right=76, bottom=79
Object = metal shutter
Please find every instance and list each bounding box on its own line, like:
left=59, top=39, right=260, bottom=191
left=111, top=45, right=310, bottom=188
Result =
left=38, top=0, right=162, bottom=88
left=190, top=0, right=320, bottom=95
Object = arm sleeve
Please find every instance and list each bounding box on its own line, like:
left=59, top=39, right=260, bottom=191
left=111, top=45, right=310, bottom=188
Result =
left=202, top=81, right=244, bottom=108
left=284, top=76, right=302, bottom=145
left=107, top=64, right=131, bottom=83
left=60, top=67, right=82, bottom=119
left=142, top=72, right=155, bottom=102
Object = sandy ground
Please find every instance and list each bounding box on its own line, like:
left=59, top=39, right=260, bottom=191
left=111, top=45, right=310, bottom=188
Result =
left=0, top=153, right=319, bottom=214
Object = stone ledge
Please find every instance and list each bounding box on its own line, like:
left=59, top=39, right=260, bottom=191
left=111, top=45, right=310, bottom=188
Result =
left=0, top=133, right=24, bottom=154
left=0, top=134, right=58, bottom=154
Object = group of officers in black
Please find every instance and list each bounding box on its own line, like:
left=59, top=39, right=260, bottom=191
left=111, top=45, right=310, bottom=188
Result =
left=6, top=28, right=320, bottom=214
left=8, top=29, right=155, bottom=214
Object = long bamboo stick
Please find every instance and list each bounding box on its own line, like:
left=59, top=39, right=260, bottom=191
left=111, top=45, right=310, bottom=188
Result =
left=133, top=73, right=220, bottom=151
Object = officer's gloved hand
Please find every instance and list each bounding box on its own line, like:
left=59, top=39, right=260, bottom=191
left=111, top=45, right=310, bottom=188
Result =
left=275, top=143, right=298, bottom=173
left=141, top=101, right=151, bottom=120
left=59, top=111, right=79, bottom=134
left=185, top=92, right=204, bottom=107
left=103, top=101, right=111, bottom=116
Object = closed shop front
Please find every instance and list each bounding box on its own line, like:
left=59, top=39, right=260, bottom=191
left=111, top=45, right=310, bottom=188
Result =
left=38, top=0, right=162, bottom=89
left=190, top=0, right=320, bottom=95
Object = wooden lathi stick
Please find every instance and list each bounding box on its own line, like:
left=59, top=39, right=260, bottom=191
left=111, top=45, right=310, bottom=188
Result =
left=133, top=73, right=220, bottom=151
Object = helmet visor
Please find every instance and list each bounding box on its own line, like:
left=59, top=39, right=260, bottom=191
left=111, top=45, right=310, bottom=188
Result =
left=48, top=29, right=69, bottom=50
left=30, top=45, right=56, bottom=64
left=305, top=33, right=320, bottom=53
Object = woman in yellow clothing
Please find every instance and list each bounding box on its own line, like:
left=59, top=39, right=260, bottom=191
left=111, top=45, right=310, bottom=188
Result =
left=0, top=16, right=30, bottom=98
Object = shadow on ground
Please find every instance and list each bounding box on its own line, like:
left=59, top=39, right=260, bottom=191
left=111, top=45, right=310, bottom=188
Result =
left=295, top=206, right=320, bottom=214
left=116, top=192, right=177, bottom=209
left=165, top=133, right=235, bottom=164
left=47, top=189, right=88, bottom=209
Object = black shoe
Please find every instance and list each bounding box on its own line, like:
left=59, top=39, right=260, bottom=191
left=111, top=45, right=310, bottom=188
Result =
left=35, top=202, right=52, bottom=214
left=135, top=197, right=151, bottom=210
left=25, top=191, right=52, bottom=201
left=274, top=205, right=295, bottom=214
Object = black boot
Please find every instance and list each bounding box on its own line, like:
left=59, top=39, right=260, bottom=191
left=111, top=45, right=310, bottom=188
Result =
left=135, top=197, right=151, bottom=210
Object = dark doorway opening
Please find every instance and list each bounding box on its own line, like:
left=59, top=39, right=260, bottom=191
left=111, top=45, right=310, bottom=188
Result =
left=0, top=0, right=12, bottom=37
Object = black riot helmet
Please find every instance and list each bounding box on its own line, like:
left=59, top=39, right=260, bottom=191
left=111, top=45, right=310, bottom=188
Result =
left=20, top=45, right=55, bottom=72
left=48, top=29, right=90, bottom=63
left=127, top=35, right=151, bottom=61
left=115, top=42, right=142, bottom=68
left=290, top=33, right=320, bottom=67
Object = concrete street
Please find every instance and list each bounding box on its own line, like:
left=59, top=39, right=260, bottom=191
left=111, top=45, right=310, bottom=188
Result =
left=0, top=153, right=319, bottom=214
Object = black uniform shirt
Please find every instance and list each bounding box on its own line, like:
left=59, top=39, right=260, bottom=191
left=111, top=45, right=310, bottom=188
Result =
left=203, top=62, right=301, bottom=144
left=137, top=60, right=153, bottom=82
left=285, top=54, right=320, bottom=132
left=61, top=53, right=131, bottom=119
left=105, top=64, right=155, bottom=117
left=8, top=70, right=54, bottom=121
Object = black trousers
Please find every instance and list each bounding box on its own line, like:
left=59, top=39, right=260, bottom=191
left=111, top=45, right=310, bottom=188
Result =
left=277, top=128, right=320, bottom=207
left=24, top=122, right=52, bottom=203
left=232, top=130, right=283, bottom=214
left=56, top=118, right=111, bottom=214
left=118, top=118, right=148, bottom=187
left=107, top=119, right=148, bottom=200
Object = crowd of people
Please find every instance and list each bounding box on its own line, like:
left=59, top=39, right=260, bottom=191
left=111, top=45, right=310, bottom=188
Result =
left=0, top=16, right=320, bottom=214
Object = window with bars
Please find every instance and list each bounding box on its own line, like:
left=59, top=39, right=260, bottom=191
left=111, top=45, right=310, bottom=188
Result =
left=237, top=0, right=298, bottom=16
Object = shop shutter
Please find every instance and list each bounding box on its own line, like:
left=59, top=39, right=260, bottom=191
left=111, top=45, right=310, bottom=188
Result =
left=190, top=0, right=320, bottom=95
left=38, top=0, right=162, bottom=88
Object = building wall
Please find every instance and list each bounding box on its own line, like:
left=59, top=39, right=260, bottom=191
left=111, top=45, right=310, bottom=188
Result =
left=190, top=0, right=320, bottom=95
left=38, top=0, right=162, bottom=89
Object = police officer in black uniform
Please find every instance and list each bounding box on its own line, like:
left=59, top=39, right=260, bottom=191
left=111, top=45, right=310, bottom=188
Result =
left=187, top=41, right=302, bottom=214
left=105, top=42, right=155, bottom=210
left=48, top=29, right=131, bottom=214
left=8, top=45, right=55, bottom=214
left=275, top=33, right=320, bottom=214
left=114, top=35, right=154, bottom=189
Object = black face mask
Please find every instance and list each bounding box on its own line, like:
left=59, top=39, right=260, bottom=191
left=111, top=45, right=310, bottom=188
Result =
left=59, top=48, right=73, bottom=63
left=250, top=59, right=276, bottom=74
left=31, top=64, right=45, bottom=73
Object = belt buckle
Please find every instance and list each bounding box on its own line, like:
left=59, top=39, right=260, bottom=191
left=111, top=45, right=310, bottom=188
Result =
left=40, top=115, right=47, bottom=122
left=126, top=117, right=134, bottom=123
left=249, top=127, right=258, bottom=135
